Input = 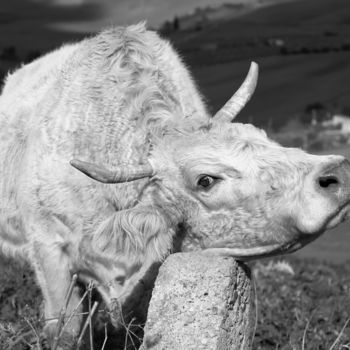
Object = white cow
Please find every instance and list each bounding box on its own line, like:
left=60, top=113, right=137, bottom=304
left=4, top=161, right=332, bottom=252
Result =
left=0, top=23, right=349, bottom=348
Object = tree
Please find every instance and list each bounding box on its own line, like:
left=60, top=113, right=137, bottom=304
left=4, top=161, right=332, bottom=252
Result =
left=0, top=46, right=18, bottom=61
left=301, top=102, right=330, bottom=125
left=173, top=16, right=180, bottom=31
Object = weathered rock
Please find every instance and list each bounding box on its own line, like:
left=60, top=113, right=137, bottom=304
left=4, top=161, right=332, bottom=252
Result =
left=141, top=252, right=254, bottom=350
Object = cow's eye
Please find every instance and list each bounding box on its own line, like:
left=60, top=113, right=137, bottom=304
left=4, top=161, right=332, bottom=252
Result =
left=197, top=175, right=215, bottom=188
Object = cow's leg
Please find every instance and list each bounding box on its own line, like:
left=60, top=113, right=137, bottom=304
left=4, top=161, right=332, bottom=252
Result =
left=31, top=240, right=83, bottom=349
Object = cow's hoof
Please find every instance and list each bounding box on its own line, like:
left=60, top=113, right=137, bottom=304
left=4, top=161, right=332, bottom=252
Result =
left=110, top=298, right=123, bottom=328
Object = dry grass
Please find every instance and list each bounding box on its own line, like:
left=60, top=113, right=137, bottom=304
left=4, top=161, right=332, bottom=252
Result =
left=1, top=255, right=350, bottom=349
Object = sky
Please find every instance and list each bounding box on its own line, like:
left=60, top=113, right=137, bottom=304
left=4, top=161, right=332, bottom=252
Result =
left=0, top=0, right=289, bottom=53
left=49, top=0, right=257, bottom=31
left=0, top=0, right=257, bottom=34
left=0, top=0, right=260, bottom=53
left=0, top=0, right=100, bottom=52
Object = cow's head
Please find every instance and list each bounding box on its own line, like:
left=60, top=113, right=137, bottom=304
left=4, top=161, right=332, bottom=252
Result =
left=71, top=63, right=350, bottom=260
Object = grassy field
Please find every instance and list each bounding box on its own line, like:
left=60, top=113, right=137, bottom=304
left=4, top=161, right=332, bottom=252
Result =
left=253, top=257, right=350, bottom=349
left=167, top=0, right=350, bottom=129
left=191, top=51, right=350, bottom=129
left=1, top=256, right=349, bottom=349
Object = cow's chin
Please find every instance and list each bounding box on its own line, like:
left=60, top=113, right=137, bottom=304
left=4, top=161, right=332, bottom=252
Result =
left=189, top=203, right=350, bottom=261
left=203, top=205, right=350, bottom=261
left=201, top=220, right=329, bottom=261
left=202, top=233, right=320, bottom=261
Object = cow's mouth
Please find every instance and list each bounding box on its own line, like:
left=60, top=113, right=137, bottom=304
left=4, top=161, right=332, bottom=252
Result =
left=202, top=235, right=316, bottom=261
left=202, top=202, right=350, bottom=261
left=325, top=202, right=350, bottom=230
left=202, top=226, right=323, bottom=261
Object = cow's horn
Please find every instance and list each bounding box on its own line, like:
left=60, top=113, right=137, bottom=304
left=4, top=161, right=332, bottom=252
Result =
left=70, top=159, right=154, bottom=183
left=213, top=62, right=259, bottom=123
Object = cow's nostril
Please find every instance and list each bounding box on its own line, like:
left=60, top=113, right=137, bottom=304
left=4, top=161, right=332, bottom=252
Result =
left=318, top=175, right=339, bottom=189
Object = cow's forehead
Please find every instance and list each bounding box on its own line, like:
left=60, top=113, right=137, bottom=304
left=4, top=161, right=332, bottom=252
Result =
left=165, top=122, right=273, bottom=154
left=160, top=122, right=314, bottom=173
left=206, top=122, right=270, bottom=145
left=213, top=122, right=268, bottom=140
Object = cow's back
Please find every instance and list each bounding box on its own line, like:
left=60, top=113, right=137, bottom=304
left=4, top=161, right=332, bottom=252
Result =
left=0, top=23, right=208, bottom=258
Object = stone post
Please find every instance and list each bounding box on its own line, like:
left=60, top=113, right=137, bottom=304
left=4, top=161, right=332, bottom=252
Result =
left=142, top=252, right=254, bottom=350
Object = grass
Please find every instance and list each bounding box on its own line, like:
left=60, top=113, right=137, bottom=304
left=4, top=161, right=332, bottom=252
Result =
left=0, top=255, right=146, bottom=350
left=1, top=254, right=350, bottom=349
left=252, top=257, right=350, bottom=349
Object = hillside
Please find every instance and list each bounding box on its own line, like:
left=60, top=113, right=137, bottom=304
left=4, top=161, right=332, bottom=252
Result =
left=168, top=0, right=350, bottom=128
left=171, top=0, right=350, bottom=46
left=192, top=51, right=350, bottom=128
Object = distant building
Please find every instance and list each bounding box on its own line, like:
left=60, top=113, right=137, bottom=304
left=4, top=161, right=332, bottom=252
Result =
left=322, top=114, right=350, bottom=133
left=271, top=114, right=350, bottom=151
left=267, top=38, right=285, bottom=47
left=312, top=114, right=350, bottom=149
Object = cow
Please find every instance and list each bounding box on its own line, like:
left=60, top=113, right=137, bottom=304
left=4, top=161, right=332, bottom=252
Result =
left=1, top=22, right=350, bottom=348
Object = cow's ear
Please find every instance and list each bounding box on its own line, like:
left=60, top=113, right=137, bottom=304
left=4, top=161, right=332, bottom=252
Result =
left=92, top=206, right=175, bottom=261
